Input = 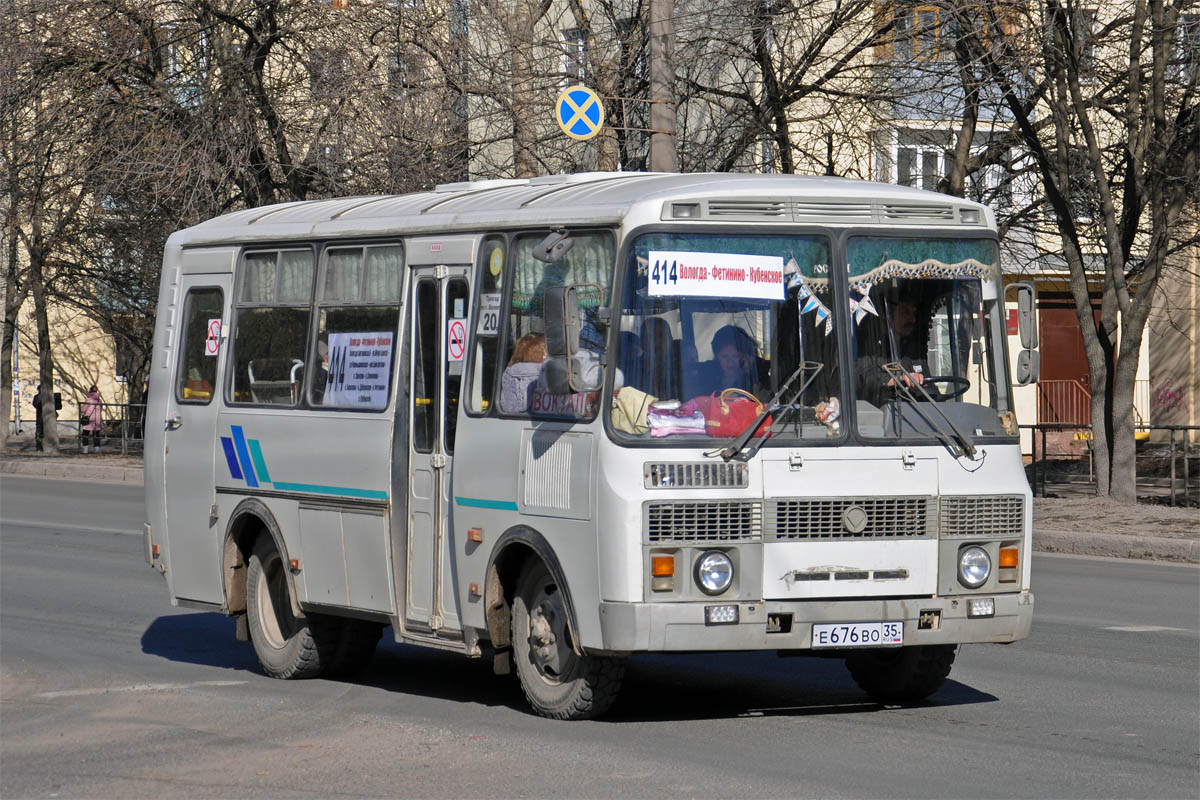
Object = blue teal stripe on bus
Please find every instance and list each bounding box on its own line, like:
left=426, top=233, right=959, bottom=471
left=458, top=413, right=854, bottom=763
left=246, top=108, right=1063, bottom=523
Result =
left=230, top=426, right=258, bottom=487
left=455, top=496, right=519, bottom=511
left=220, top=437, right=243, bottom=480
left=272, top=481, right=388, bottom=500
left=248, top=439, right=272, bottom=484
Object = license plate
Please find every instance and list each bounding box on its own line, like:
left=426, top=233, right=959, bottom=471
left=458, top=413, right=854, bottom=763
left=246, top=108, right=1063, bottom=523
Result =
left=811, top=621, right=904, bottom=648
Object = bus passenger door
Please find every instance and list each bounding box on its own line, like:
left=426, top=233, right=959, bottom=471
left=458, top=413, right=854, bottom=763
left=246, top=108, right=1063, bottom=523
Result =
left=163, top=267, right=232, bottom=604
left=406, top=266, right=470, bottom=633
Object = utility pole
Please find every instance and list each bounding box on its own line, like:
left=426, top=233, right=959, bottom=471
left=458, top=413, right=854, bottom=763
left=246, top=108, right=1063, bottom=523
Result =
left=648, top=0, right=677, bottom=172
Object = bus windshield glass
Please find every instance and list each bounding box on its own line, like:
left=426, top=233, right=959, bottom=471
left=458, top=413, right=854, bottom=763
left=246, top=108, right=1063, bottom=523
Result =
left=847, top=235, right=1015, bottom=442
left=613, top=232, right=843, bottom=442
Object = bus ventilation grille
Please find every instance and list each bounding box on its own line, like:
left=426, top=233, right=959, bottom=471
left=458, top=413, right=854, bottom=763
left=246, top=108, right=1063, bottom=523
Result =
left=644, top=461, right=749, bottom=489
left=645, top=501, right=762, bottom=543
left=766, top=496, right=934, bottom=541
left=939, top=495, right=1024, bottom=538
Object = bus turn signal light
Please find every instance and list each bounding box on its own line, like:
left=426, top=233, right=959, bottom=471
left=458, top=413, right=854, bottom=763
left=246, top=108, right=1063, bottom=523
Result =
left=651, top=555, right=675, bottom=592
left=998, top=547, right=1019, bottom=568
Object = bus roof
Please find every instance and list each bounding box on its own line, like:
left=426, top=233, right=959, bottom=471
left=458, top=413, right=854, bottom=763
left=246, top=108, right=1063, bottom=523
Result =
left=170, top=172, right=995, bottom=248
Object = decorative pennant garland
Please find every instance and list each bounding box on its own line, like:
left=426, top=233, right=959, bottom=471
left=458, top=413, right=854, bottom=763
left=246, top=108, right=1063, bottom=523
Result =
left=791, top=274, right=834, bottom=335
left=848, top=283, right=879, bottom=326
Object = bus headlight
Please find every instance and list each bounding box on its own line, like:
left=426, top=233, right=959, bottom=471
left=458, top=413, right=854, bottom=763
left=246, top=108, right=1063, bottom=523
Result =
left=695, top=551, right=734, bottom=595
left=958, top=546, right=992, bottom=588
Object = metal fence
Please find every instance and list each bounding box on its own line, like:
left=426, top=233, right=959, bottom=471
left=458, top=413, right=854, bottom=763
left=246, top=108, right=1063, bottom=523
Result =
left=1022, top=423, right=1198, bottom=506
left=75, top=401, right=146, bottom=455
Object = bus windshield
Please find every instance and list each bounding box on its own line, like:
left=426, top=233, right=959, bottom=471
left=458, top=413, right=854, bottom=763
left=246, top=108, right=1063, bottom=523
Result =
left=613, top=232, right=843, bottom=442
left=847, top=236, right=1015, bottom=443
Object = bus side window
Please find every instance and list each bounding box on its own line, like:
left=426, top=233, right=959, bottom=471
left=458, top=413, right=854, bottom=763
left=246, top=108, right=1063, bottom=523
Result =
left=310, top=244, right=403, bottom=410
left=465, top=235, right=506, bottom=415
left=228, top=249, right=314, bottom=406
left=175, top=288, right=223, bottom=403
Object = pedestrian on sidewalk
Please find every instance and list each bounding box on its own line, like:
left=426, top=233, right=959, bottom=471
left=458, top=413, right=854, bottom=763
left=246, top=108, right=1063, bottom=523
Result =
left=81, top=386, right=102, bottom=453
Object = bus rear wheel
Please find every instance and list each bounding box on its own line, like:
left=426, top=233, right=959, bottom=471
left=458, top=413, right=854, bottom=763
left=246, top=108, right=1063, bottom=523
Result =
left=511, top=560, right=625, bottom=720
left=845, top=644, right=957, bottom=704
left=246, top=536, right=326, bottom=679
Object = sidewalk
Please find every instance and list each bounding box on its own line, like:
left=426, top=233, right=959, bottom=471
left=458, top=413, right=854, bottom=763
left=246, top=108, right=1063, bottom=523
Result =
left=3, top=442, right=1196, bottom=563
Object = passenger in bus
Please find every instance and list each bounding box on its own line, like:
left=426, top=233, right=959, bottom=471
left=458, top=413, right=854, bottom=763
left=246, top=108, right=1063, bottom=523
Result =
left=311, top=339, right=330, bottom=404
left=500, top=332, right=547, bottom=413
left=698, top=325, right=762, bottom=396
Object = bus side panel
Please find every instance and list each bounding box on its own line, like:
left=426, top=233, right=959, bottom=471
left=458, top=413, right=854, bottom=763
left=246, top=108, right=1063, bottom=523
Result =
left=214, top=410, right=396, bottom=615
left=451, top=417, right=609, bottom=650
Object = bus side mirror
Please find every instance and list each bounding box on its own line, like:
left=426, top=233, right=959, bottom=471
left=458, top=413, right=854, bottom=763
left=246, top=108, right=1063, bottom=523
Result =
left=542, top=286, right=602, bottom=395
left=544, top=286, right=580, bottom=358
left=1015, top=282, right=1038, bottom=349
left=1006, top=281, right=1039, bottom=385
left=1016, top=349, right=1040, bottom=385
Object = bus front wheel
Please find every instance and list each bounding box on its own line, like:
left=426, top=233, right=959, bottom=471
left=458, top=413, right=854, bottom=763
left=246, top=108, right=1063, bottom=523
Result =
left=845, top=644, right=957, bottom=703
left=511, top=560, right=625, bottom=720
left=246, top=536, right=325, bottom=679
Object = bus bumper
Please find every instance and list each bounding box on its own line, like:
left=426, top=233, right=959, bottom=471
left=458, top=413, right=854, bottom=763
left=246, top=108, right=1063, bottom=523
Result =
left=596, top=591, right=1033, bottom=653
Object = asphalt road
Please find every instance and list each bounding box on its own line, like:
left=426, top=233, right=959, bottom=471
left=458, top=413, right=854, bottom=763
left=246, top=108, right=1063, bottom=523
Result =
left=2, top=475, right=1197, bottom=799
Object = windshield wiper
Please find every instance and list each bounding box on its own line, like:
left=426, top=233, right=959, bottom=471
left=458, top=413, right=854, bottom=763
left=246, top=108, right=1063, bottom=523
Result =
left=881, top=362, right=977, bottom=459
left=709, top=361, right=824, bottom=461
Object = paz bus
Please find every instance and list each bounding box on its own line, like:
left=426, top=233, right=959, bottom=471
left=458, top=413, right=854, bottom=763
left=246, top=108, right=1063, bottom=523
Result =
left=144, top=172, right=1038, bottom=719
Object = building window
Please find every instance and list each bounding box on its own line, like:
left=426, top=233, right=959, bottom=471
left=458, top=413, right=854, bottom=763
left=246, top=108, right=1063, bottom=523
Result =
left=309, top=47, right=349, bottom=100
left=561, top=27, right=587, bottom=83
left=876, top=2, right=951, bottom=61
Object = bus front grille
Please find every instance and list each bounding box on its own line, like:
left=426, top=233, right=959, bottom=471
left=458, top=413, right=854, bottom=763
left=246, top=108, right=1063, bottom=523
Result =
left=939, top=495, right=1024, bottom=537
left=766, top=497, right=934, bottom=541
left=645, top=501, right=762, bottom=543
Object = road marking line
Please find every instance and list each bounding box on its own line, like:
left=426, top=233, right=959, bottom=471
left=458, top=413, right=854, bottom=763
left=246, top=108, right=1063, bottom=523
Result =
left=1103, top=625, right=1191, bottom=633
left=36, top=680, right=246, bottom=698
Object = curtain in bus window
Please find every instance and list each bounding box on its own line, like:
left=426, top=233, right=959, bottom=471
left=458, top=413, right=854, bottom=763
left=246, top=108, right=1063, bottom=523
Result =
left=278, top=250, right=314, bottom=302
left=364, top=246, right=403, bottom=302
left=241, top=252, right=276, bottom=302
left=324, top=248, right=363, bottom=301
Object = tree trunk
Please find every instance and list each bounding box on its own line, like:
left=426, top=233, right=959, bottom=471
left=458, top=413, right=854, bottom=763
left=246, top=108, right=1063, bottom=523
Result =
left=28, top=236, right=57, bottom=453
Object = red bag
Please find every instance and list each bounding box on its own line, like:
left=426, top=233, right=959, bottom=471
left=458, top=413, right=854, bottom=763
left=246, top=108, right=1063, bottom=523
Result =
left=695, top=388, right=772, bottom=438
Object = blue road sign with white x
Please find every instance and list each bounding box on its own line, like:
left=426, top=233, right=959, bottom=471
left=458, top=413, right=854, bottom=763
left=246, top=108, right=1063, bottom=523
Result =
left=556, top=85, right=605, bottom=141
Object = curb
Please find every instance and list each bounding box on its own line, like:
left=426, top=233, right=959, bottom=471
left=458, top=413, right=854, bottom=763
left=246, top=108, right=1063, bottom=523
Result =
left=3, top=459, right=1195, bottom=564
left=1, top=459, right=145, bottom=485
left=1033, top=528, right=1198, bottom=564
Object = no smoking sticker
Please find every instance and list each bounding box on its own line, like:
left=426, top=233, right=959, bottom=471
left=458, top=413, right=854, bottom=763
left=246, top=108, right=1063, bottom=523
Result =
left=205, top=319, right=222, bottom=357
left=447, top=318, right=467, bottom=362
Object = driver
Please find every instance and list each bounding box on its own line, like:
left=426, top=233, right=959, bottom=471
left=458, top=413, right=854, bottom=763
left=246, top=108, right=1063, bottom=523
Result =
left=856, top=294, right=930, bottom=405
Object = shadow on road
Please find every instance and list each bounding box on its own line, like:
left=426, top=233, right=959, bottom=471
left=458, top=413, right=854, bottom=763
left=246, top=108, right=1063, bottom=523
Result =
left=142, top=613, right=996, bottom=721
left=140, top=612, right=260, bottom=672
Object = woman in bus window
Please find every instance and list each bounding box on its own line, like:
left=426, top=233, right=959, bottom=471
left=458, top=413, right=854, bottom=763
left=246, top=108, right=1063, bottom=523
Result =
left=500, top=333, right=546, bottom=413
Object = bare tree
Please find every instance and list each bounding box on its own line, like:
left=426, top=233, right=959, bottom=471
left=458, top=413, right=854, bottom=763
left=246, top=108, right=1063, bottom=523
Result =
left=974, top=0, right=1199, bottom=501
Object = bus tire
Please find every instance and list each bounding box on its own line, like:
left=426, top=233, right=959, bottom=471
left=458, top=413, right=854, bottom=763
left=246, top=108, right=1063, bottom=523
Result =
left=511, top=560, right=624, bottom=720
left=845, top=644, right=957, bottom=704
left=245, top=536, right=326, bottom=679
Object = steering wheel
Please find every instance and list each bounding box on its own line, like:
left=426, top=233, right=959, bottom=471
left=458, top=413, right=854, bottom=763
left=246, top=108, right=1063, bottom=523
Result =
left=922, top=375, right=970, bottom=401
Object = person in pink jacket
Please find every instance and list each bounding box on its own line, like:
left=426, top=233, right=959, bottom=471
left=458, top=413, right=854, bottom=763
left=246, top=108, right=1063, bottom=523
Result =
left=81, top=386, right=102, bottom=453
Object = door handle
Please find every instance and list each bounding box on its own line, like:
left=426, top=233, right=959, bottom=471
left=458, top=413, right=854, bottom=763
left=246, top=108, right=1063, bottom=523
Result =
left=166, top=414, right=183, bottom=431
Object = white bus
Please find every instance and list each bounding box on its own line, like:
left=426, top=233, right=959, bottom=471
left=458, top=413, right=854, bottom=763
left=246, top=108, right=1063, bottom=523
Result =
left=144, top=172, right=1037, bottom=719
